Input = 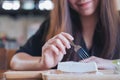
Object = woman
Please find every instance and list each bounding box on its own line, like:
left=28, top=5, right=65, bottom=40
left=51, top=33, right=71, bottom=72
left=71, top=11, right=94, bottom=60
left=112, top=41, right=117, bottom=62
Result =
left=10, top=0, right=120, bottom=70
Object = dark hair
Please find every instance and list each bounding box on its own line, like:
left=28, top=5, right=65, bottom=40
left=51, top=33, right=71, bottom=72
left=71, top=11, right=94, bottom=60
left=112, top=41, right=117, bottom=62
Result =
left=46, top=0, right=120, bottom=59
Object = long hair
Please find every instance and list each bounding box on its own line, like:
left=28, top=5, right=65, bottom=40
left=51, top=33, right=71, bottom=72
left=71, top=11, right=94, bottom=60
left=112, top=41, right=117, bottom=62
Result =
left=46, top=0, right=120, bottom=58
left=46, top=0, right=72, bottom=40
left=99, top=0, right=119, bottom=58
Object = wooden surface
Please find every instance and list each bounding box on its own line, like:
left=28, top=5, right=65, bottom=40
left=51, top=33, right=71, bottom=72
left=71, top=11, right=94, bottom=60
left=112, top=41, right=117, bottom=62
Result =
left=5, top=71, right=43, bottom=79
left=0, top=48, right=7, bottom=70
left=0, top=48, right=16, bottom=70
left=0, top=70, right=6, bottom=79
left=42, top=70, right=120, bottom=80
left=6, top=49, right=16, bottom=69
left=4, top=70, right=120, bottom=80
left=4, top=70, right=54, bottom=80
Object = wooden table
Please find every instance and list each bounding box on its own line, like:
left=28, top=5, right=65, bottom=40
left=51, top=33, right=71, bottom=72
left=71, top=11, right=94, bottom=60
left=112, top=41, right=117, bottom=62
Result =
left=0, top=70, right=6, bottom=80
left=4, top=70, right=45, bottom=80
left=4, top=70, right=120, bottom=80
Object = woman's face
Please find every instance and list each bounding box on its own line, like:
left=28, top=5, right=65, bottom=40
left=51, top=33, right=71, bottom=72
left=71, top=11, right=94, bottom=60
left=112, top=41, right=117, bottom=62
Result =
left=68, top=0, right=99, bottom=16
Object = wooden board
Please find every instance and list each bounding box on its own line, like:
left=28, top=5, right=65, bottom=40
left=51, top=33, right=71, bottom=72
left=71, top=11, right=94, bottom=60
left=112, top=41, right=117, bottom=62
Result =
left=4, top=70, right=54, bottom=79
left=42, top=70, right=120, bottom=80
left=4, top=70, right=43, bottom=79
left=0, top=70, right=6, bottom=79
left=4, top=70, right=120, bottom=80
left=0, top=48, right=7, bottom=70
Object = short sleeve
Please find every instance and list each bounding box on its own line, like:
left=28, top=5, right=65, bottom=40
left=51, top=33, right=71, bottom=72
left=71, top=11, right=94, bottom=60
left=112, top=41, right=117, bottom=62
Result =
left=16, top=19, right=49, bottom=56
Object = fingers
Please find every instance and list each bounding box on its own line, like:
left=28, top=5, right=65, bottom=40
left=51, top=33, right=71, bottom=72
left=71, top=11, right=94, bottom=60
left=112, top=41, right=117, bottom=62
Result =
left=53, top=32, right=74, bottom=48
left=53, top=38, right=66, bottom=54
left=47, top=45, right=60, bottom=55
left=46, top=32, right=74, bottom=50
left=43, top=32, right=74, bottom=55
left=41, top=32, right=73, bottom=68
left=54, top=32, right=74, bottom=49
left=61, top=32, right=74, bottom=41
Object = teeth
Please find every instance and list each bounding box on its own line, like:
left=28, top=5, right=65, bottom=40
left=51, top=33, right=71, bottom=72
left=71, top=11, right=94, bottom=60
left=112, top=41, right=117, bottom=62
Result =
left=78, top=0, right=91, bottom=4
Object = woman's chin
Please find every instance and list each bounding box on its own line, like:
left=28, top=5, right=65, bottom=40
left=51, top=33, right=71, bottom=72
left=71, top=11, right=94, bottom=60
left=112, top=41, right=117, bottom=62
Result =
left=78, top=9, right=95, bottom=17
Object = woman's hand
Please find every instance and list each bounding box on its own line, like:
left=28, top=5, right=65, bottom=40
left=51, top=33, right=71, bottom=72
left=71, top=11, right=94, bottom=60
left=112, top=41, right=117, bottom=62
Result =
left=41, top=32, right=74, bottom=69
left=80, top=56, right=115, bottom=70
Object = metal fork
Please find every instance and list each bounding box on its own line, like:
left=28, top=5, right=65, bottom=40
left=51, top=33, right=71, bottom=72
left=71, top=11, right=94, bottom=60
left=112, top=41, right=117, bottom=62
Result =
left=70, top=41, right=89, bottom=60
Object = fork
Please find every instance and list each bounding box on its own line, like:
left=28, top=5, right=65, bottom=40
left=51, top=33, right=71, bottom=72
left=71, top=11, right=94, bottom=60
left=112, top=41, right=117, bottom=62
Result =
left=70, top=41, right=89, bottom=60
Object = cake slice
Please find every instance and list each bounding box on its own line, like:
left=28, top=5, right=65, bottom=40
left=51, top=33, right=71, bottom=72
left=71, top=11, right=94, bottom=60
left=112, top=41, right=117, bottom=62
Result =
left=57, top=61, right=98, bottom=73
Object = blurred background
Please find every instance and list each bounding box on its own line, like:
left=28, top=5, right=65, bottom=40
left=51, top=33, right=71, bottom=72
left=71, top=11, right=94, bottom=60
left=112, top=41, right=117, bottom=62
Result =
left=0, top=0, right=120, bottom=50
left=0, top=0, right=53, bottom=50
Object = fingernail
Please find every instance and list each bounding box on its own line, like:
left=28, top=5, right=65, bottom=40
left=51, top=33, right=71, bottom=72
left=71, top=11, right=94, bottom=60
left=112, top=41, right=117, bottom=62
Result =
left=64, top=51, right=66, bottom=54
left=63, top=50, right=66, bottom=54
left=71, top=37, right=74, bottom=40
left=67, top=45, right=71, bottom=49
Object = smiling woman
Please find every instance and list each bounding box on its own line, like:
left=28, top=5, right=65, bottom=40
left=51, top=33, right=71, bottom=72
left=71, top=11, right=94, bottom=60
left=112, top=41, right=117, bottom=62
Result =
left=10, top=0, right=120, bottom=71
left=68, top=0, right=99, bottom=16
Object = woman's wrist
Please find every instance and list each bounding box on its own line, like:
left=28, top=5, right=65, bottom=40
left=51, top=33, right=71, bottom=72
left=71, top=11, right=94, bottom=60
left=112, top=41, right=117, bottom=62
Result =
left=37, top=57, right=50, bottom=70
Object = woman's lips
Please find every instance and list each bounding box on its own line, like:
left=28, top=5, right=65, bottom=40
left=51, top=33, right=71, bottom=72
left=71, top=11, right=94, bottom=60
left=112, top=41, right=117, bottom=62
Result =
left=79, top=1, right=92, bottom=8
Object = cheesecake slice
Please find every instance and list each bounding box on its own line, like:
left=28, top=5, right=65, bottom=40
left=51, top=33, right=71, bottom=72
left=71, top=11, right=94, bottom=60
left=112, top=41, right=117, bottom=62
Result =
left=57, top=61, right=98, bottom=73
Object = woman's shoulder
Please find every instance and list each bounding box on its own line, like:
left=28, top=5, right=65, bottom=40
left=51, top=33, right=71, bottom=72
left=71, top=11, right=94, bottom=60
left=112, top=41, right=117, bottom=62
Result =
left=39, top=17, right=50, bottom=31
left=34, top=17, right=50, bottom=36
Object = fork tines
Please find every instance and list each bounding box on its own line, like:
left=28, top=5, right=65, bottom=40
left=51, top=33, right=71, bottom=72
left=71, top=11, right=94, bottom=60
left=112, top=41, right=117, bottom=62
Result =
left=77, top=48, right=89, bottom=60
left=70, top=41, right=89, bottom=60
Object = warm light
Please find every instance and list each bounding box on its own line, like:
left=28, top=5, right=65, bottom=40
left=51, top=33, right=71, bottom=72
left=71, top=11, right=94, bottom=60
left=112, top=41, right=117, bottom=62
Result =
left=22, top=0, right=35, bottom=10
left=12, top=1, right=20, bottom=10
left=39, top=0, right=54, bottom=10
left=2, top=0, right=20, bottom=10
left=2, top=1, right=13, bottom=10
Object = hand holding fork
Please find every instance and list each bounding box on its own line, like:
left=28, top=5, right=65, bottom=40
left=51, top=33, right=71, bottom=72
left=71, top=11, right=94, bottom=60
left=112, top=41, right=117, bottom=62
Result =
left=70, top=41, right=89, bottom=60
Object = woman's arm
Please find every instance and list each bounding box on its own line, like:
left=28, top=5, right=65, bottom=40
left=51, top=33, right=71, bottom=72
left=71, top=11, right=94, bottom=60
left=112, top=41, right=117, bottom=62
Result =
left=10, top=32, right=74, bottom=71
left=10, top=53, right=46, bottom=71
